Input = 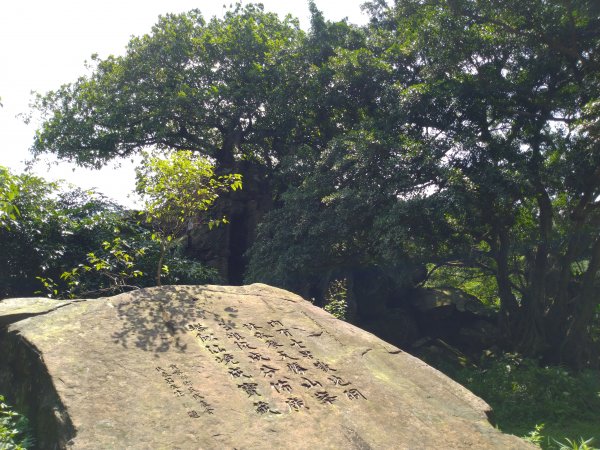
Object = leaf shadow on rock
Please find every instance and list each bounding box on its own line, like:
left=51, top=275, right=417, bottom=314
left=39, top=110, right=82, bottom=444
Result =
left=110, top=286, right=212, bottom=355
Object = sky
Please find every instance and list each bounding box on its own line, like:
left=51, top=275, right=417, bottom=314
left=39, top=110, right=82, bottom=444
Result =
left=0, top=0, right=369, bottom=206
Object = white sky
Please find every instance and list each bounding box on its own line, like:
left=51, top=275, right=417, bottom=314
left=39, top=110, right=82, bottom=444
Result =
left=0, top=0, right=368, bottom=206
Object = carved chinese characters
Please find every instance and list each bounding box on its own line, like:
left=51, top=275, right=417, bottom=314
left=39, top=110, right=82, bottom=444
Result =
left=156, top=364, right=214, bottom=418
left=182, top=305, right=366, bottom=418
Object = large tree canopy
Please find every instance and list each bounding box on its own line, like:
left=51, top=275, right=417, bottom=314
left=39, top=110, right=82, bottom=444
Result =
left=32, top=4, right=306, bottom=172
left=250, top=0, right=600, bottom=365
left=31, top=2, right=368, bottom=281
left=351, top=0, right=599, bottom=364
left=391, top=0, right=600, bottom=366
left=31, top=0, right=600, bottom=366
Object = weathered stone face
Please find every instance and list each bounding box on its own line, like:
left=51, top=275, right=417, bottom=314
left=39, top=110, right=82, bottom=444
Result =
left=0, top=284, right=533, bottom=449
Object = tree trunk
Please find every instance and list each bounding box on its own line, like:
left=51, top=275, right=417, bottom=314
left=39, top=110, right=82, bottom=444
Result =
left=156, top=240, right=166, bottom=287
left=215, top=129, right=242, bottom=173
left=558, top=234, right=600, bottom=368
left=185, top=156, right=274, bottom=284
left=546, top=191, right=594, bottom=347
left=516, top=183, right=553, bottom=357
left=529, top=184, right=552, bottom=313
left=492, top=228, right=519, bottom=342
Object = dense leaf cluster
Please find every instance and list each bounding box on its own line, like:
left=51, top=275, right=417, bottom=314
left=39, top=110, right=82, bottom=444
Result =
left=0, top=395, right=33, bottom=450
left=135, top=150, right=241, bottom=285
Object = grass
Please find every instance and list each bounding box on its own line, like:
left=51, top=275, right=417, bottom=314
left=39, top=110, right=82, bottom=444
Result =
left=447, top=354, right=600, bottom=449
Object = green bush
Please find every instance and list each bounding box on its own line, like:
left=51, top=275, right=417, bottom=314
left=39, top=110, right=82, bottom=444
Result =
left=324, top=279, right=348, bottom=321
left=451, top=354, right=600, bottom=449
left=0, top=395, right=33, bottom=449
left=36, top=223, right=221, bottom=300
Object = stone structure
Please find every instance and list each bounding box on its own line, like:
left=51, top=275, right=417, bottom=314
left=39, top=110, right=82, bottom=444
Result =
left=0, top=284, right=534, bottom=449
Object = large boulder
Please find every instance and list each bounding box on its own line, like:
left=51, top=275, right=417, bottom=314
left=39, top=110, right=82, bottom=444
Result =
left=0, top=284, right=533, bottom=449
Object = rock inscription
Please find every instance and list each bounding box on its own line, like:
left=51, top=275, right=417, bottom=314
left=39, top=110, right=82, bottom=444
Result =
left=182, top=302, right=366, bottom=417
left=0, top=284, right=536, bottom=449
left=155, top=364, right=215, bottom=417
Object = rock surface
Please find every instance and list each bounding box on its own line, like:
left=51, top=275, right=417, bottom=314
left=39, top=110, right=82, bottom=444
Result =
left=0, top=284, right=534, bottom=449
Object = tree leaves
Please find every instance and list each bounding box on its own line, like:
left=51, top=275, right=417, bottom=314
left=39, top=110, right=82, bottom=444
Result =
left=135, top=150, right=242, bottom=285
left=31, top=5, right=305, bottom=171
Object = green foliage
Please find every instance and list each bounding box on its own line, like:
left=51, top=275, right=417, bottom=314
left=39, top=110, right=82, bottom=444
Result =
left=31, top=4, right=305, bottom=170
left=136, top=150, right=241, bottom=233
left=0, top=166, right=220, bottom=299
left=350, top=0, right=600, bottom=365
left=324, top=279, right=348, bottom=320
left=37, top=236, right=146, bottom=298
left=35, top=226, right=221, bottom=299
left=247, top=130, right=423, bottom=293
left=521, top=424, right=599, bottom=450
left=524, top=424, right=546, bottom=447
left=0, top=395, right=33, bottom=450
left=449, top=355, right=600, bottom=447
left=0, top=166, right=21, bottom=228
left=553, top=437, right=598, bottom=450
left=0, top=169, right=109, bottom=299
left=424, top=264, right=500, bottom=309
left=135, top=150, right=241, bottom=285
left=154, top=251, right=221, bottom=286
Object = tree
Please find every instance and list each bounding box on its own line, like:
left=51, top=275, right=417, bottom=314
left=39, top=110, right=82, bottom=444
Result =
left=252, top=0, right=600, bottom=366
left=356, top=0, right=600, bottom=366
left=0, top=166, right=223, bottom=299
left=31, top=5, right=305, bottom=172
left=31, top=4, right=308, bottom=282
left=135, top=150, right=241, bottom=285
left=247, top=7, right=450, bottom=316
left=0, top=169, right=124, bottom=298
left=30, top=3, right=374, bottom=284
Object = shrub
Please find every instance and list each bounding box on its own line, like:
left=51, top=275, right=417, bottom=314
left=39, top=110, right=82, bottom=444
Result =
left=0, top=395, right=33, bottom=449
left=450, top=354, right=600, bottom=448
left=324, top=279, right=348, bottom=320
